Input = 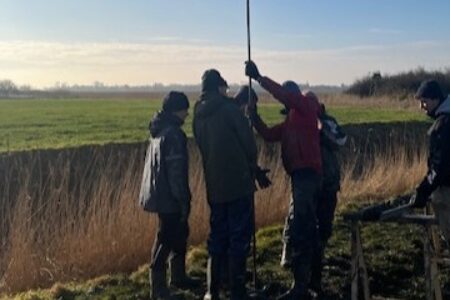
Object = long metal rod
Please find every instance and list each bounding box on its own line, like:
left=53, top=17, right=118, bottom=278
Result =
left=246, top=0, right=258, bottom=290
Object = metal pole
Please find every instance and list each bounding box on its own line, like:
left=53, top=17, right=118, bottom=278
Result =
left=246, top=0, right=259, bottom=291
left=246, top=0, right=254, bottom=110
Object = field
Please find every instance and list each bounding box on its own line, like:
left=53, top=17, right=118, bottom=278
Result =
left=1, top=93, right=444, bottom=299
left=0, top=94, right=427, bottom=153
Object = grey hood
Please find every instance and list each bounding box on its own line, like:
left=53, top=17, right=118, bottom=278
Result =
left=436, top=95, right=450, bottom=116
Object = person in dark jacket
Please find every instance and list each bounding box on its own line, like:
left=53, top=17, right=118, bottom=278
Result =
left=412, top=80, right=450, bottom=241
left=280, top=91, right=347, bottom=296
left=193, top=69, right=258, bottom=300
left=234, top=85, right=272, bottom=190
left=245, top=61, right=322, bottom=300
left=139, top=91, right=199, bottom=300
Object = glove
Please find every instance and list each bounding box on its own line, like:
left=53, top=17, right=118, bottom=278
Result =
left=245, top=60, right=261, bottom=80
left=255, top=167, right=272, bottom=189
left=180, top=203, right=191, bottom=223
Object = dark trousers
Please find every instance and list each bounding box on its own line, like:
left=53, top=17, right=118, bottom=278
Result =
left=207, top=195, right=253, bottom=258
left=151, top=213, right=189, bottom=272
left=282, top=169, right=321, bottom=291
left=283, top=172, right=338, bottom=290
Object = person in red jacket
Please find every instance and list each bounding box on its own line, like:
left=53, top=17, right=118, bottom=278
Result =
left=245, top=60, right=322, bottom=300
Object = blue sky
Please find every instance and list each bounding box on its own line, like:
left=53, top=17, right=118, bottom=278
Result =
left=1, top=0, right=450, bottom=87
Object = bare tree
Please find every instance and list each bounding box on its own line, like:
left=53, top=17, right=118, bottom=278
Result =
left=0, top=79, right=18, bottom=97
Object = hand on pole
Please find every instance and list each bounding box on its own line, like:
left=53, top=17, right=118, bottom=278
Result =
left=245, top=60, right=261, bottom=81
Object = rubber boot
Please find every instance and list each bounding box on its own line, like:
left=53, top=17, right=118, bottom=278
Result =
left=220, top=256, right=230, bottom=291
left=203, top=256, right=221, bottom=300
left=229, top=256, right=248, bottom=300
left=169, top=253, right=201, bottom=290
left=277, top=262, right=311, bottom=300
left=151, top=267, right=180, bottom=300
left=309, top=242, right=325, bottom=296
left=280, top=242, right=292, bottom=269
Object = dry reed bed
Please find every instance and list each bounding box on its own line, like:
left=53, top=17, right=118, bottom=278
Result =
left=0, top=124, right=428, bottom=293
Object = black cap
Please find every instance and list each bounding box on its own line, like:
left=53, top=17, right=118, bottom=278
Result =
left=415, top=80, right=445, bottom=102
left=201, top=69, right=228, bottom=92
left=162, top=91, right=189, bottom=113
left=234, top=85, right=258, bottom=106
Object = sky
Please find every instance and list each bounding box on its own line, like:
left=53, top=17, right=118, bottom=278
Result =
left=1, top=0, right=450, bottom=88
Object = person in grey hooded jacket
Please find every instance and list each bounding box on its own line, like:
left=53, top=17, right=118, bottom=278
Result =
left=139, top=91, right=199, bottom=300
left=412, top=80, right=450, bottom=242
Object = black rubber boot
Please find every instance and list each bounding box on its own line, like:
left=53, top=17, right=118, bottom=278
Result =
left=277, top=288, right=311, bottom=300
left=280, top=242, right=293, bottom=269
left=169, top=253, right=201, bottom=290
left=229, top=256, right=248, bottom=300
left=220, top=256, right=230, bottom=290
left=277, top=260, right=311, bottom=300
left=203, top=256, right=221, bottom=300
left=151, top=267, right=181, bottom=300
left=309, top=241, right=325, bottom=296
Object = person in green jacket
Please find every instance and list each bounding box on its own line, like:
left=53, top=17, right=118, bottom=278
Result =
left=193, top=69, right=257, bottom=300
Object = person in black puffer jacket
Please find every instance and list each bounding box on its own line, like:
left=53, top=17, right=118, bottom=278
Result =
left=139, top=91, right=199, bottom=300
left=412, top=80, right=450, bottom=242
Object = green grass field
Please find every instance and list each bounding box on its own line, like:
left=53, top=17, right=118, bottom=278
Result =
left=0, top=98, right=428, bottom=153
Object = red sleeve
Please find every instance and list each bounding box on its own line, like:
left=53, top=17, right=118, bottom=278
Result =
left=258, top=76, right=306, bottom=111
left=252, top=113, right=283, bottom=142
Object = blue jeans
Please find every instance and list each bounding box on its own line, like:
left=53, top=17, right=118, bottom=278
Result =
left=207, top=195, right=253, bottom=257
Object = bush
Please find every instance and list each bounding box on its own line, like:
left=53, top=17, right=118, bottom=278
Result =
left=346, top=68, right=450, bottom=98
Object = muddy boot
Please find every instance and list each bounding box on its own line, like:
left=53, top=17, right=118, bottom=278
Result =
left=220, top=256, right=230, bottom=291
left=170, top=253, right=201, bottom=290
left=277, top=288, right=311, bottom=300
left=203, top=256, right=221, bottom=300
left=277, top=261, right=311, bottom=300
left=229, top=256, right=248, bottom=300
left=280, top=242, right=292, bottom=269
left=151, top=268, right=181, bottom=300
left=309, top=243, right=325, bottom=296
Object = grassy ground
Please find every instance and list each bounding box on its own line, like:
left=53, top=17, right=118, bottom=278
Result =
left=0, top=98, right=427, bottom=153
left=5, top=210, right=449, bottom=300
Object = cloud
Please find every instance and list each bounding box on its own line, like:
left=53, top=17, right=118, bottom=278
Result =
left=0, top=39, right=449, bottom=87
left=369, top=28, right=403, bottom=35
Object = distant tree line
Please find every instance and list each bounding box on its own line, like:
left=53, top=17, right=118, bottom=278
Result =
left=346, top=68, right=450, bottom=98
left=0, top=79, right=345, bottom=99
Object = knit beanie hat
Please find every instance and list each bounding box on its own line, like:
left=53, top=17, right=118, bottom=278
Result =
left=234, top=85, right=258, bottom=106
left=282, top=80, right=301, bottom=95
left=201, top=69, right=228, bottom=92
left=415, top=80, right=445, bottom=102
left=162, top=91, right=189, bottom=113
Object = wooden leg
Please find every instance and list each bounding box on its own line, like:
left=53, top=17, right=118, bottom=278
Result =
left=430, top=226, right=443, bottom=300
left=356, top=225, right=371, bottom=300
left=424, top=224, right=437, bottom=300
left=351, top=222, right=359, bottom=300
left=350, top=222, right=371, bottom=300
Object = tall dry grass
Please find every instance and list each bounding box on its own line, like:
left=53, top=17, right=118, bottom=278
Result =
left=0, top=130, right=428, bottom=293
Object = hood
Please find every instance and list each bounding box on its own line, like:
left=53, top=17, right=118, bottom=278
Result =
left=149, top=111, right=183, bottom=137
left=436, top=95, right=450, bottom=116
left=194, top=91, right=228, bottom=119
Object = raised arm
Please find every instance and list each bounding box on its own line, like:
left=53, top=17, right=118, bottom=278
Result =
left=250, top=111, right=283, bottom=143
left=245, top=60, right=304, bottom=111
